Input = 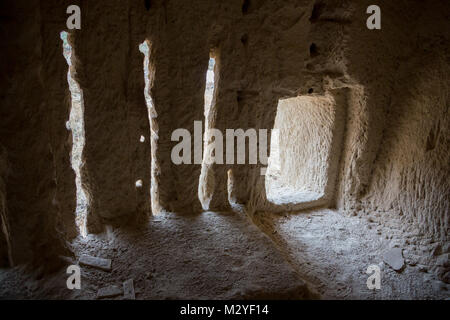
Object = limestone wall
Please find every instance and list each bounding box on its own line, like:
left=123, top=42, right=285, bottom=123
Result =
left=333, top=0, right=449, bottom=242
left=72, top=1, right=151, bottom=229
left=0, top=145, right=11, bottom=267
left=0, top=0, right=76, bottom=270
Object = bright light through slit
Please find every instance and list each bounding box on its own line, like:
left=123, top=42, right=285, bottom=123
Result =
left=139, top=40, right=161, bottom=214
left=198, top=57, right=216, bottom=210
left=60, top=31, right=89, bottom=238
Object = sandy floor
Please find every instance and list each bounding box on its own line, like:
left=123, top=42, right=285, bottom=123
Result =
left=0, top=208, right=448, bottom=300
left=0, top=211, right=313, bottom=299
left=254, top=209, right=450, bottom=299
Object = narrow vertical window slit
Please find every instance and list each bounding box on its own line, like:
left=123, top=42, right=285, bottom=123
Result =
left=198, top=55, right=217, bottom=210
left=139, top=40, right=161, bottom=214
left=60, top=31, right=89, bottom=237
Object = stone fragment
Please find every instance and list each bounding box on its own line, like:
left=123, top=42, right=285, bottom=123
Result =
left=383, top=248, right=404, bottom=271
left=123, top=279, right=135, bottom=300
left=79, top=254, right=112, bottom=271
left=97, top=285, right=122, bottom=298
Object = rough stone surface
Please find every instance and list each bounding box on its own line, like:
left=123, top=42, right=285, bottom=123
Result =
left=0, top=146, right=11, bottom=267
left=332, top=1, right=449, bottom=246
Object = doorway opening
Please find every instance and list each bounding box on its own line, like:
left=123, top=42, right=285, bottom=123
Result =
left=265, top=95, right=342, bottom=207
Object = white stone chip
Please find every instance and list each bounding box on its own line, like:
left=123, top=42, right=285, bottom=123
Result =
left=79, top=254, right=112, bottom=271
left=383, top=248, right=404, bottom=271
